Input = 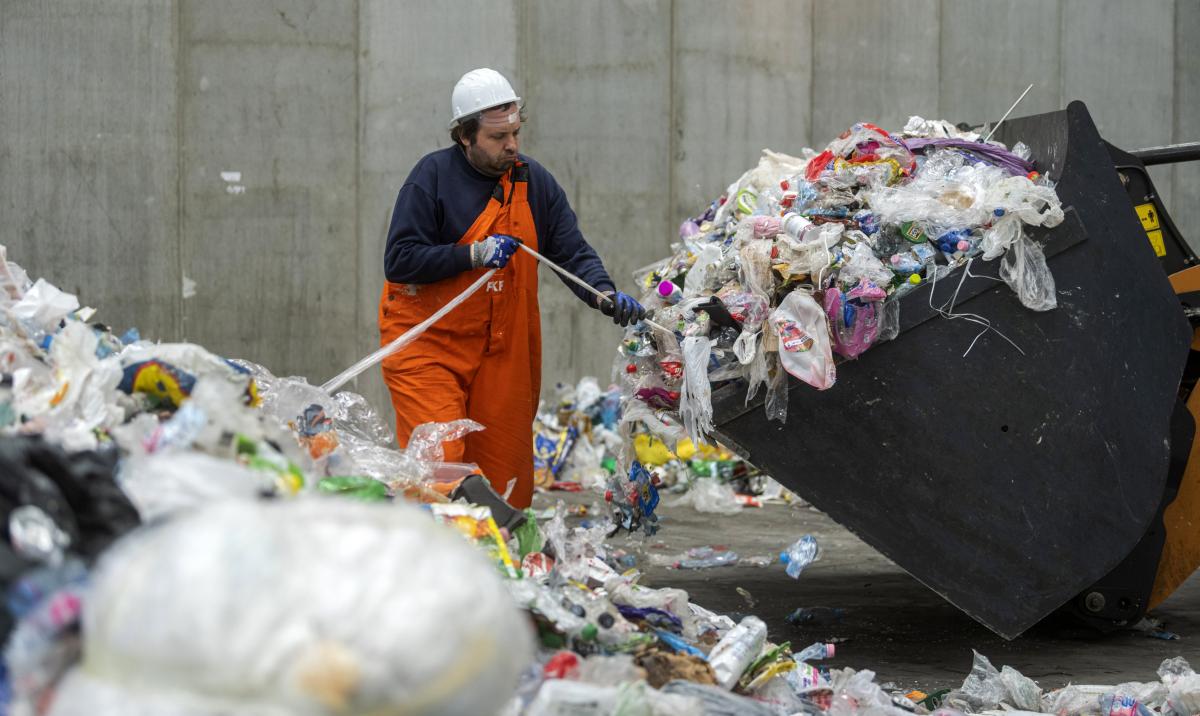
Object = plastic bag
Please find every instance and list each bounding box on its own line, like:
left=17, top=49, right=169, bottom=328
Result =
left=50, top=499, right=533, bottom=716
left=827, top=668, right=906, bottom=716
left=946, top=651, right=1009, bottom=712
left=14, top=321, right=123, bottom=451
left=9, top=278, right=79, bottom=333
left=406, top=418, right=484, bottom=463
left=1000, top=664, right=1043, bottom=712
left=824, top=280, right=888, bottom=359
left=771, top=291, right=835, bottom=390
left=778, top=223, right=843, bottom=278
left=117, top=451, right=274, bottom=521
left=679, top=336, right=714, bottom=444
left=685, top=245, right=724, bottom=297
left=877, top=299, right=901, bottom=343
left=837, top=242, right=894, bottom=289
left=1000, top=235, right=1057, bottom=311
left=667, top=478, right=743, bottom=515
left=605, top=579, right=700, bottom=640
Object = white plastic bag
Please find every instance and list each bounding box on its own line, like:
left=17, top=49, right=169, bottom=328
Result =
left=8, top=278, right=79, bottom=333
left=117, top=451, right=274, bottom=521
left=679, top=336, right=714, bottom=444
left=49, top=499, right=534, bottom=716
left=770, top=291, right=835, bottom=390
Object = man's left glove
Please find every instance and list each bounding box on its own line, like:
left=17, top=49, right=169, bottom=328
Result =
left=598, top=291, right=646, bottom=327
left=470, top=234, right=519, bottom=269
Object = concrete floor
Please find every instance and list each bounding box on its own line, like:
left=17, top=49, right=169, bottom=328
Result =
left=539, top=492, right=1200, bottom=693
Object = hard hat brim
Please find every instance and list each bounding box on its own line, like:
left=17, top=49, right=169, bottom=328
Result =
left=448, top=97, right=524, bottom=130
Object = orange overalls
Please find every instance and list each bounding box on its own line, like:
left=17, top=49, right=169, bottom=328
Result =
left=378, top=162, right=540, bottom=508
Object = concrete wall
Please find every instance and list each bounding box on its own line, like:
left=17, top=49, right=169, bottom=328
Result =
left=3, top=0, right=1199, bottom=428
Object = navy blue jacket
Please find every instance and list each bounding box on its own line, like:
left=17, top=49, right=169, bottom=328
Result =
left=384, top=147, right=615, bottom=305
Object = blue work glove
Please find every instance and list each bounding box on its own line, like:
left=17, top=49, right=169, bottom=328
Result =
left=598, top=291, right=646, bottom=327
left=471, top=234, right=519, bottom=269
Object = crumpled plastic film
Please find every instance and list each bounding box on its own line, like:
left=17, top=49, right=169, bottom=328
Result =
left=9, top=279, right=80, bottom=335
left=679, top=336, right=714, bottom=444
left=407, top=418, right=484, bottom=463
left=1000, top=234, right=1058, bottom=312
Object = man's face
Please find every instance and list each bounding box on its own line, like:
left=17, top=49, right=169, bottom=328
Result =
left=463, top=105, right=520, bottom=176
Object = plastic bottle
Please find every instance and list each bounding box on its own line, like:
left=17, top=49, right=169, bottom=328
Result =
left=780, top=534, right=819, bottom=579
left=794, top=641, right=837, bottom=663
left=708, top=615, right=768, bottom=689
left=782, top=213, right=812, bottom=240
left=677, top=546, right=739, bottom=569
left=656, top=280, right=682, bottom=305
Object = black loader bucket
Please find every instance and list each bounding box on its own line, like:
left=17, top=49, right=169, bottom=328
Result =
left=709, top=101, right=1195, bottom=639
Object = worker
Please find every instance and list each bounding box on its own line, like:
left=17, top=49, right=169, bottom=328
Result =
left=379, top=68, right=645, bottom=509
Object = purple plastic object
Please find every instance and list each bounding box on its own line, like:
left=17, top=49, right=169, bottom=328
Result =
left=901, top=137, right=1034, bottom=176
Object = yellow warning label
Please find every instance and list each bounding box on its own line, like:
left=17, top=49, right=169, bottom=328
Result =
left=1147, top=230, right=1166, bottom=257
left=1135, top=202, right=1160, bottom=231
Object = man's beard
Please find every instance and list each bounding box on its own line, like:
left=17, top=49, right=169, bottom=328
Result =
left=467, top=145, right=516, bottom=176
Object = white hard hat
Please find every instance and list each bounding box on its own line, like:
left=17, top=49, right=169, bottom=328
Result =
left=449, top=68, right=522, bottom=129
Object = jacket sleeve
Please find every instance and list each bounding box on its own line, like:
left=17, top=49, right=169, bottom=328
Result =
left=538, top=173, right=617, bottom=306
left=383, top=183, right=473, bottom=284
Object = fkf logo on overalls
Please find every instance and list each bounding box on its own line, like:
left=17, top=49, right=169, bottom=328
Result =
left=487, top=279, right=505, bottom=293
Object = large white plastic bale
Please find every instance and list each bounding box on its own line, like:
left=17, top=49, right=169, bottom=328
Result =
left=49, top=499, right=534, bottom=716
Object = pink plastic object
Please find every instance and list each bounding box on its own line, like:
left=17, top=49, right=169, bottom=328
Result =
left=824, top=280, right=888, bottom=359
left=751, top=216, right=782, bottom=239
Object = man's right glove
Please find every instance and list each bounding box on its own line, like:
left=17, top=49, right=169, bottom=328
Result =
left=598, top=291, right=646, bottom=327
left=470, top=234, right=518, bottom=269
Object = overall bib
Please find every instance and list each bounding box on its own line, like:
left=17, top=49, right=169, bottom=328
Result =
left=378, top=162, right=540, bottom=508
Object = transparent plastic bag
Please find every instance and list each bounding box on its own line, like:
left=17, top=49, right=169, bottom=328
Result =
left=946, top=651, right=1008, bottom=712
left=406, top=418, right=484, bottom=463
left=604, top=579, right=699, bottom=640
left=117, top=451, right=274, bottom=521
left=1000, top=664, right=1043, bottom=712
left=686, top=244, right=720, bottom=297
left=50, top=499, right=533, bottom=716
left=771, top=291, right=835, bottom=390
left=837, top=242, right=894, bottom=289
left=877, top=299, right=901, bottom=344
left=1000, top=235, right=1057, bottom=311
left=667, top=477, right=742, bottom=515
left=827, top=668, right=905, bottom=716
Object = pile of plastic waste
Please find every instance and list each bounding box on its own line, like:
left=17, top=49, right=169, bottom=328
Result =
left=0, top=245, right=845, bottom=714
left=532, top=377, right=795, bottom=517
left=0, top=217, right=1195, bottom=714
left=938, top=651, right=1200, bottom=716
left=614, top=117, right=1066, bottom=450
